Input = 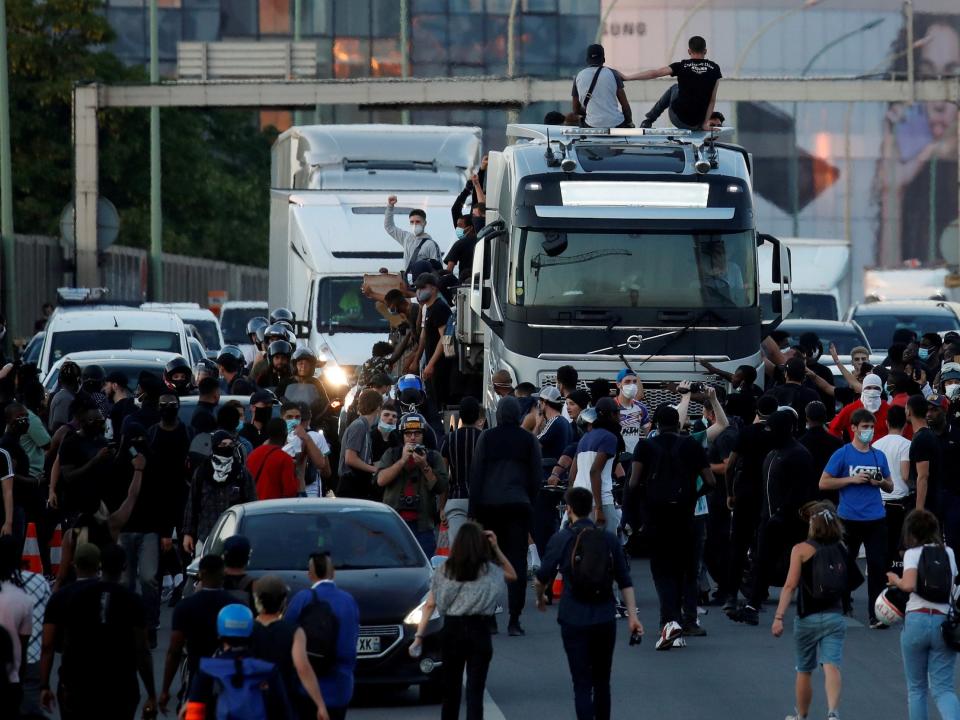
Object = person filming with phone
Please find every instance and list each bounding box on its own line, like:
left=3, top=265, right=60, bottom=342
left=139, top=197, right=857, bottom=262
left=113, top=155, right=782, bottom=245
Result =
left=376, top=413, right=448, bottom=556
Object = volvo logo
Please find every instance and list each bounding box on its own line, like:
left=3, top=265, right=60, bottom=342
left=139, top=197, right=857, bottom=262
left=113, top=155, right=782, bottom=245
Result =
left=626, top=334, right=644, bottom=350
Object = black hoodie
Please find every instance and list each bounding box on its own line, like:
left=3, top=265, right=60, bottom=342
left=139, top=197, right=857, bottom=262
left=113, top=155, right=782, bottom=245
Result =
left=761, top=410, right=818, bottom=521
left=469, top=397, right=542, bottom=514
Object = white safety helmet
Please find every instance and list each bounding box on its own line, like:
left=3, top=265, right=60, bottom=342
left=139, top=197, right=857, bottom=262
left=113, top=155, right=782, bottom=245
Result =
left=874, top=588, right=907, bottom=626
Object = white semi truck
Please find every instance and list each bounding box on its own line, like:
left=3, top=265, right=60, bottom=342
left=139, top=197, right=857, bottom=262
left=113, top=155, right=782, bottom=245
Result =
left=268, top=124, right=482, bottom=391
left=759, top=238, right=852, bottom=321
left=456, top=124, right=794, bottom=415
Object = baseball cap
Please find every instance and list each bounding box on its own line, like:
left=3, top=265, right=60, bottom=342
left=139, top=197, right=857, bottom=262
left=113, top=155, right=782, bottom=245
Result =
left=535, top=386, right=563, bottom=405
left=400, top=413, right=427, bottom=433
left=595, top=396, right=618, bottom=416
left=105, top=370, right=129, bottom=387
left=616, top=368, right=637, bottom=383
left=250, top=389, right=280, bottom=406
left=414, top=272, right=439, bottom=289
left=585, top=43, right=605, bottom=65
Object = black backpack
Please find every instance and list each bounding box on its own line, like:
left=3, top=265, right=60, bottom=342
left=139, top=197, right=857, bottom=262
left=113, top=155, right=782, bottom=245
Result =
left=917, top=545, right=953, bottom=604
left=807, top=541, right=848, bottom=601
left=643, top=434, right=694, bottom=507
left=299, top=589, right=340, bottom=676
left=568, top=526, right=614, bottom=602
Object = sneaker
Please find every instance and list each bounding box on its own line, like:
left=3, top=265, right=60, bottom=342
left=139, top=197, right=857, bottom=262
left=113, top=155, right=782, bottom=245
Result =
left=869, top=619, right=889, bottom=630
left=672, top=636, right=687, bottom=648
left=682, top=621, right=708, bottom=637
left=722, top=598, right=738, bottom=616
left=784, top=714, right=807, bottom=720
left=507, top=620, right=525, bottom=637
left=639, top=119, right=654, bottom=129
left=656, top=621, right=683, bottom=651
left=827, top=711, right=840, bottom=720
left=732, top=606, right=759, bottom=626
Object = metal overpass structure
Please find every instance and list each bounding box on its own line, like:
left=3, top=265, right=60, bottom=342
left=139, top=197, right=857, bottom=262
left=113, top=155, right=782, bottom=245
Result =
left=72, top=75, right=960, bottom=287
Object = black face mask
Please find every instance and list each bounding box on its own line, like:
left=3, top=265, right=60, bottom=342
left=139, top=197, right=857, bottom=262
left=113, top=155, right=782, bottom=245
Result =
left=159, top=406, right=179, bottom=423
left=253, top=406, right=272, bottom=424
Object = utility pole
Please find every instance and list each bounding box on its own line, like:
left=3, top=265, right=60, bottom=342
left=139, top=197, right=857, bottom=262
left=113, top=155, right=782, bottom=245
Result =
left=0, top=0, right=16, bottom=337
left=400, top=0, right=410, bottom=125
left=149, top=0, right=163, bottom=300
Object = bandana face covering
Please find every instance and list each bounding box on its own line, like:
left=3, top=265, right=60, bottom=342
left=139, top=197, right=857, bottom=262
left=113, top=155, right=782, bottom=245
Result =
left=211, top=454, right=235, bottom=483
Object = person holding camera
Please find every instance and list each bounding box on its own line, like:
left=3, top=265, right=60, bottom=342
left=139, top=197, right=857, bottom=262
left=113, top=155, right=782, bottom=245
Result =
left=820, top=408, right=894, bottom=628
left=376, top=413, right=448, bottom=556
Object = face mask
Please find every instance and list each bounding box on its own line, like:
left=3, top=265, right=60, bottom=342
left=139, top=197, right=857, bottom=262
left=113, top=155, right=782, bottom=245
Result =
left=455, top=227, right=466, bottom=239
left=410, top=222, right=425, bottom=236
left=620, top=384, right=638, bottom=400
left=919, top=348, right=931, bottom=361
left=416, top=289, right=432, bottom=303
left=861, top=388, right=882, bottom=413
left=253, top=406, right=272, bottom=424
left=379, top=420, right=397, bottom=433
left=211, top=453, right=235, bottom=482
left=12, top=416, right=29, bottom=435
left=946, top=384, right=960, bottom=400
left=236, top=420, right=244, bottom=432
left=858, top=428, right=874, bottom=444
left=285, top=418, right=299, bottom=434
left=159, top=406, right=179, bottom=423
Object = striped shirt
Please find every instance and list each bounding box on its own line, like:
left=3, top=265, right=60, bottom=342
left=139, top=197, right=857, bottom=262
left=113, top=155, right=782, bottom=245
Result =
left=441, top=426, right=481, bottom=500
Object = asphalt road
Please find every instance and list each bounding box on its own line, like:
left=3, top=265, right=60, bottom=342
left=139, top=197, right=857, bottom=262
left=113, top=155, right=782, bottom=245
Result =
left=119, top=558, right=936, bottom=720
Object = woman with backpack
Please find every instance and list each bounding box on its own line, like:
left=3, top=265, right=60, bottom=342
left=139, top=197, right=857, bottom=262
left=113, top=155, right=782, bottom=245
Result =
left=408, top=522, right=517, bottom=720
left=886, top=509, right=960, bottom=720
left=771, top=501, right=850, bottom=720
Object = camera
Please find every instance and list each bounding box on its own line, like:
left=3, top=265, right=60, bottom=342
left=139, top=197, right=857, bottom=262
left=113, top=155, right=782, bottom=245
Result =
left=413, top=444, right=427, bottom=456
left=398, top=493, right=421, bottom=509
left=870, top=469, right=883, bottom=484
left=678, top=382, right=705, bottom=395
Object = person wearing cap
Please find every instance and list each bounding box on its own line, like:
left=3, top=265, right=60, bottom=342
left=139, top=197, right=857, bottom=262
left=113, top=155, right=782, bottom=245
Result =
left=222, top=535, right=255, bottom=608
left=184, top=603, right=292, bottom=719
left=104, top=370, right=135, bottom=440
left=821, top=408, right=893, bottom=628
left=240, top=389, right=279, bottom=450
left=571, top=43, right=633, bottom=129
left=624, top=35, right=721, bottom=131
left=532, top=386, right=573, bottom=558
left=385, top=194, right=442, bottom=284
left=614, top=368, right=650, bottom=456
left=829, top=373, right=890, bottom=444
left=415, top=272, right=453, bottom=432
left=376, top=413, right=449, bottom=556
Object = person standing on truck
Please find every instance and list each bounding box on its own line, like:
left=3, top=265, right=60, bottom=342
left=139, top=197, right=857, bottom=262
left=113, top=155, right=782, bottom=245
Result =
left=623, top=35, right=722, bottom=131
left=572, top=43, right=633, bottom=129
left=385, top=196, right=442, bottom=283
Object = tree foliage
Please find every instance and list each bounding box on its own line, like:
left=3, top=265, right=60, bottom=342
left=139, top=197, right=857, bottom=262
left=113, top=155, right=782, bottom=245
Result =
left=8, top=0, right=275, bottom=266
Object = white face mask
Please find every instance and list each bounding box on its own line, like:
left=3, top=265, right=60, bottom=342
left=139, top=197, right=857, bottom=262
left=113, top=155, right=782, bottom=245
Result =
left=861, top=388, right=882, bottom=412
left=211, top=454, right=235, bottom=483
left=621, top=384, right=638, bottom=400
left=947, top=384, right=960, bottom=400
left=410, top=221, right=425, bottom=236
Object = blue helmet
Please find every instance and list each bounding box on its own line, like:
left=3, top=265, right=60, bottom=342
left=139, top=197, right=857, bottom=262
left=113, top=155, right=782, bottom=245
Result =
left=217, top=603, right=254, bottom=639
left=396, top=374, right=425, bottom=407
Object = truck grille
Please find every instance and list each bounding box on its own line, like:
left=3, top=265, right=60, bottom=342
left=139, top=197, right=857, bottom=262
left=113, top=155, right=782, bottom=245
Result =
left=538, top=373, right=724, bottom=416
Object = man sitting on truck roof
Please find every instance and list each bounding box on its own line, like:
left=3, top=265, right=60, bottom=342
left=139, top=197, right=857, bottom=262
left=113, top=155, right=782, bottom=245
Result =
left=572, top=43, right=633, bottom=129
left=623, top=35, right=722, bottom=131
left=385, top=196, right=442, bottom=284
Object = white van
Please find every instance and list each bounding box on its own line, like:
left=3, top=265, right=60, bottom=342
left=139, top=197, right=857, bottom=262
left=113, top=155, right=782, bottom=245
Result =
left=39, top=309, right=191, bottom=378
left=141, top=302, right=225, bottom=355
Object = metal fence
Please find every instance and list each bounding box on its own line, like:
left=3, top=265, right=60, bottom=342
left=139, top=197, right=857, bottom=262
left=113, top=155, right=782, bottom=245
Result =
left=6, top=234, right=268, bottom=341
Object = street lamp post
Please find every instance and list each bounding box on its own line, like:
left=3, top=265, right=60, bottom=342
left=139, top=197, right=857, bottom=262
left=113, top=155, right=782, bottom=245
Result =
left=0, top=0, right=15, bottom=337
left=149, top=0, right=162, bottom=301
left=506, top=0, right=520, bottom=123
left=788, top=17, right=885, bottom=236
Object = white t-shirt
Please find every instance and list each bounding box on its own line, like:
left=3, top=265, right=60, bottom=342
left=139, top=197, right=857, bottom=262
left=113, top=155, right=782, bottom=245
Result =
left=0, top=580, right=33, bottom=682
left=572, top=66, right=625, bottom=129
left=904, top=544, right=958, bottom=614
left=617, top=398, right=649, bottom=456
left=284, top=429, right=331, bottom=459
left=572, top=428, right=618, bottom=506
left=872, top=433, right=910, bottom=500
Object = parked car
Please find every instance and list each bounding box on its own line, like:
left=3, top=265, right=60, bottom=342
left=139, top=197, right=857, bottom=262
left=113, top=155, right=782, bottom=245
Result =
left=188, top=498, right=444, bottom=700
left=141, top=303, right=225, bottom=355
left=38, top=309, right=190, bottom=378
left=845, top=300, right=960, bottom=353
left=42, top=350, right=178, bottom=394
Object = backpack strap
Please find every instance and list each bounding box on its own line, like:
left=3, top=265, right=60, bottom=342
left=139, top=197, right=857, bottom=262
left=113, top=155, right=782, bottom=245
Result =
left=581, top=65, right=606, bottom=112
left=253, top=445, right=282, bottom=487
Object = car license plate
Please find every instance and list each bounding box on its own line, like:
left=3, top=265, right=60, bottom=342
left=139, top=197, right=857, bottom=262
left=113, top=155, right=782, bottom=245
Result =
left=357, top=636, right=381, bottom=654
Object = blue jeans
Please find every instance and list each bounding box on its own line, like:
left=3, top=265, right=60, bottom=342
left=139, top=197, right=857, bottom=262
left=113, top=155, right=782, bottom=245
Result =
left=119, top=532, right=161, bottom=630
left=901, top=612, right=960, bottom=720
left=560, top=621, right=616, bottom=720
left=794, top=612, right=845, bottom=672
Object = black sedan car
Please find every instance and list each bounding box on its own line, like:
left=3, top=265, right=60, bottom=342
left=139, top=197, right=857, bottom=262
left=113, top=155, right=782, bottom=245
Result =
left=191, top=498, right=444, bottom=700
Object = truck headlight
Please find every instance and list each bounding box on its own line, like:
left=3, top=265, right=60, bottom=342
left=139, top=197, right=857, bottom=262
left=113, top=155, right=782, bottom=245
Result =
left=323, top=364, right=349, bottom=388
left=404, top=596, right=440, bottom=625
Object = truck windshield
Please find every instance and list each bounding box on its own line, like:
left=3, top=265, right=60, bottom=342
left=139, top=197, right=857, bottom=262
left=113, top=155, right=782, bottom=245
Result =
left=511, top=229, right=756, bottom=309
left=317, top=277, right=389, bottom=334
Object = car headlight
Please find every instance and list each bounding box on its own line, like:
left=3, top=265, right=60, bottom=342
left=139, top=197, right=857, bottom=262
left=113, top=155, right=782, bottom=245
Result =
left=404, top=596, right=440, bottom=625
left=323, top=364, right=349, bottom=388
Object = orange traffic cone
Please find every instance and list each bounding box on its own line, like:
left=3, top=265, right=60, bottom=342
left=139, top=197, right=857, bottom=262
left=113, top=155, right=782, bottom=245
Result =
left=49, top=526, right=63, bottom=576
left=21, top=523, right=42, bottom=573
left=552, top=574, right=564, bottom=598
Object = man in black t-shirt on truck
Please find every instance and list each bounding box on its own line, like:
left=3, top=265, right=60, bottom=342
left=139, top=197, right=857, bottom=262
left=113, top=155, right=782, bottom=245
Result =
left=624, top=35, right=722, bottom=131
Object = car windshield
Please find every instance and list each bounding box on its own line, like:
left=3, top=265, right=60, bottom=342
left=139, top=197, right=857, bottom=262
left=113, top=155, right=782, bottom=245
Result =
left=761, top=293, right=838, bottom=321
left=317, top=277, right=388, bottom=334
left=784, top=326, right=869, bottom=355
left=220, top=307, right=267, bottom=345
left=852, top=311, right=960, bottom=350
left=511, top=229, right=756, bottom=309
left=190, top=320, right=222, bottom=351
left=50, top=330, right=180, bottom=363
left=240, top=509, right=423, bottom=571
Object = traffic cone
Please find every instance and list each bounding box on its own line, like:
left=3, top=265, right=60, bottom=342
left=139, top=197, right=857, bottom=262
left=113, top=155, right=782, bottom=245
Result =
left=49, top=526, right=63, bottom=576
left=21, top=523, right=42, bottom=573
left=552, top=574, right=564, bottom=597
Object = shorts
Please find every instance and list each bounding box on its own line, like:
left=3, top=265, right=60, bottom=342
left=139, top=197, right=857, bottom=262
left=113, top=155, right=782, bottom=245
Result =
left=794, top=612, right=845, bottom=672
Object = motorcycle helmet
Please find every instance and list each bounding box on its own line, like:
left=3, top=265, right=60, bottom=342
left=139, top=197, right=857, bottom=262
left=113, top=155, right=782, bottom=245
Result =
left=264, top=323, right=289, bottom=346
left=216, top=345, right=246, bottom=374
left=163, top=356, right=194, bottom=395
left=396, top=374, right=426, bottom=408
left=874, top=587, right=908, bottom=626
left=245, top=316, right=269, bottom=343
left=269, top=307, right=295, bottom=326
left=217, top=604, right=254, bottom=638
left=291, top=346, right=318, bottom=374
left=267, top=339, right=293, bottom=361
left=194, top=357, right=220, bottom=381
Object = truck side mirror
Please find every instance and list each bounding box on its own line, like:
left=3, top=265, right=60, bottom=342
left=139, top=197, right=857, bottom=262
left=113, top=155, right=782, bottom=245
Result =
left=477, top=219, right=507, bottom=243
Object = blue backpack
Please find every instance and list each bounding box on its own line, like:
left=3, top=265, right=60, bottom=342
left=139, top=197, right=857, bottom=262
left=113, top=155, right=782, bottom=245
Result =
left=196, top=655, right=286, bottom=720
